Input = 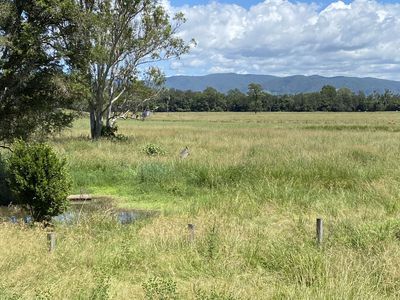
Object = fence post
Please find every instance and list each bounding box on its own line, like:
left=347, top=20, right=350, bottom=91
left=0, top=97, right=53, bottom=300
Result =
left=316, top=218, right=323, bottom=246
left=47, top=232, right=56, bottom=252
left=188, top=223, right=195, bottom=242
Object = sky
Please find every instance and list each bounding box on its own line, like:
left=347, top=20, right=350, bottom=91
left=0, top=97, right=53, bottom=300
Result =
left=158, top=0, right=400, bottom=81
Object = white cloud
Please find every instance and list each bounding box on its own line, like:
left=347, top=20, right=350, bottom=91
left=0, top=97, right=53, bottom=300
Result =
left=161, top=0, right=400, bottom=80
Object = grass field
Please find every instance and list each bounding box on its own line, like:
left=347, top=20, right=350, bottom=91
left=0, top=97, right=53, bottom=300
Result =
left=1, top=112, right=400, bottom=299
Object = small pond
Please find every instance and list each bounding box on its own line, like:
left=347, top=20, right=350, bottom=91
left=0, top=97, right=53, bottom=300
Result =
left=0, top=197, right=157, bottom=225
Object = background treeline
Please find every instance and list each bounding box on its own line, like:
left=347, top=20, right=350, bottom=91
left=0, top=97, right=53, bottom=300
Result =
left=153, top=84, right=400, bottom=112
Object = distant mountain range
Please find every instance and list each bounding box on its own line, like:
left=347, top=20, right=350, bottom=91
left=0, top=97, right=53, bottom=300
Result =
left=165, top=73, right=400, bottom=95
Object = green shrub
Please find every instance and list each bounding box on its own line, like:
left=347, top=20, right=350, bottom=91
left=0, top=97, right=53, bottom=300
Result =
left=101, top=124, right=118, bottom=138
left=142, top=276, right=178, bottom=300
left=7, top=141, right=71, bottom=222
left=142, top=144, right=167, bottom=156
left=101, top=125, right=127, bottom=141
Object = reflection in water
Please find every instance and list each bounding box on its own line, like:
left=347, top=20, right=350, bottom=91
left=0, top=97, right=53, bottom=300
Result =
left=5, top=210, right=152, bottom=225
left=1, top=198, right=156, bottom=225
left=117, top=211, right=145, bottom=224
left=52, top=212, right=76, bottom=224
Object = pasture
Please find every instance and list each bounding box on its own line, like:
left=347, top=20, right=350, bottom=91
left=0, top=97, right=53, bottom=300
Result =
left=1, top=112, right=400, bottom=299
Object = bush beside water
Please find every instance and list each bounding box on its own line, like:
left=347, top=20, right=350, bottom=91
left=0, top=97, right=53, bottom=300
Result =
left=6, top=141, right=71, bottom=222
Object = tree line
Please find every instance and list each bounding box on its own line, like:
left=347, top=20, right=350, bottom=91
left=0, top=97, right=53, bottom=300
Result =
left=152, top=84, right=400, bottom=113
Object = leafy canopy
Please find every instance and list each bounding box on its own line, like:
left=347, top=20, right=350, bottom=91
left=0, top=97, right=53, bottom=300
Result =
left=0, top=0, right=80, bottom=143
left=73, top=0, right=194, bottom=138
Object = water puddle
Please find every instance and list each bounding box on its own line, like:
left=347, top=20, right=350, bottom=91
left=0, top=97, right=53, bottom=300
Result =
left=0, top=197, right=157, bottom=225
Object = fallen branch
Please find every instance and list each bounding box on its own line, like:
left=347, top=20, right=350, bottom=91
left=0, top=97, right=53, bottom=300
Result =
left=0, top=145, right=13, bottom=152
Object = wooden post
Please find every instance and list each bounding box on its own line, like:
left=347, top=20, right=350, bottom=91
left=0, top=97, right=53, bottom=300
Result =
left=316, top=218, right=323, bottom=246
left=47, top=232, right=56, bottom=252
left=188, top=223, right=195, bottom=242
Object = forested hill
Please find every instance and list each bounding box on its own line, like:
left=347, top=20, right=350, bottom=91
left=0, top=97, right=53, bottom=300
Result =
left=165, top=73, right=400, bottom=95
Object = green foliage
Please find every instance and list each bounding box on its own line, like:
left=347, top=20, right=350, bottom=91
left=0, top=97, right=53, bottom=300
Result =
left=100, top=125, right=127, bottom=141
left=74, top=0, right=193, bottom=139
left=142, top=144, right=167, bottom=156
left=142, top=277, right=178, bottom=300
left=101, top=125, right=118, bottom=138
left=0, top=0, right=77, bottom=143
left=155, top=85, right=400, bottom=113
left=248, top=83, right=264, bottom=113
left=0, top=154, right=12, bottom=205
left=7, top=141, right=71, bottom=222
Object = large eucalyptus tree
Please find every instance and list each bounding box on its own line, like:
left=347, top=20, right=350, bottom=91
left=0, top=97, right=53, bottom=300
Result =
left=75, top=0, right=193, bottom=139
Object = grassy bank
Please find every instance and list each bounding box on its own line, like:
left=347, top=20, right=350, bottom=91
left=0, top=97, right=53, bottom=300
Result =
left=1, top=112, right=400, bottom=299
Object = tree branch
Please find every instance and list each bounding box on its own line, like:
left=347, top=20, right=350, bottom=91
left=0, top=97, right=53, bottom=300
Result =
left=0, top=145, right=13, bottom=152
left=101, top=87, right=126, bottom=115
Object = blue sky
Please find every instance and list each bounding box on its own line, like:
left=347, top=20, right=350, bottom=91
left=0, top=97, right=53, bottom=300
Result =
left=161, top=0, right=400, bottom=80
left=170, top=0, right=337, bottom=9
left=170, top=0, right=400, bottom=10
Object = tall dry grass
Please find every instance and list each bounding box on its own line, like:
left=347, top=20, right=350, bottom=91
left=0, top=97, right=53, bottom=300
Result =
left=1, top=112, right=400, bottom=299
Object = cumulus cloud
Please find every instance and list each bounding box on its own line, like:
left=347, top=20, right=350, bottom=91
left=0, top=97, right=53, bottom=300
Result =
left=162, top=0, right=400, bottom=80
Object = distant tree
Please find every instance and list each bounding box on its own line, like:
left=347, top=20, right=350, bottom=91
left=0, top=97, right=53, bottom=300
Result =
left=169, top=89, right=194, bottom=112
left=201, top=87, right=226, bottom=111
left=277, top=94, right=294, bottom=111
left=379, top=90, right=394, bottom=111
left=248, top=83, right=263, bottom=113
left=226, top=89, right=247, bottom=111
left=191, top=91, right=210, bottom=111
left=318, top=85, right=337, bottom=111
left=292, top=94, right=305, bottom=111
left=367, top=91, right=384, bottom=111
left=336, top=87, right=354, bottom=111
left=355, top=91, right=367, bottom=111
left=383, top=90, right=400, bottom=111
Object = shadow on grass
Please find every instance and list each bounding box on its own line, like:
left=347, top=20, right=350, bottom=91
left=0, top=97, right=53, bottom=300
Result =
left=51, top=134, right=92, bottom=143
